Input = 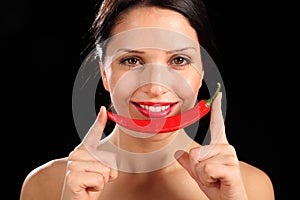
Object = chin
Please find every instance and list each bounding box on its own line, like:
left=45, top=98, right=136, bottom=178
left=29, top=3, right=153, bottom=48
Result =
left=119, top=125, right=177, bottom=141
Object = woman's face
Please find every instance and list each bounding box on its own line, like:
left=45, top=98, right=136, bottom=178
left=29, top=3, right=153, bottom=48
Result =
left=101, top=6, right=203, bottom=121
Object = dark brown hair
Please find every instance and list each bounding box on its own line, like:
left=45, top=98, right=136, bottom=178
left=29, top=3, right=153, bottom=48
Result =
left=87, top=0, right=217, bottom=61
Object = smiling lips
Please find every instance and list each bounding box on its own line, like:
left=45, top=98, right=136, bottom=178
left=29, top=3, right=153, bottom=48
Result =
left=106, top=83, right=221, bottom=133
left=132, top=101, right=177, bottom=118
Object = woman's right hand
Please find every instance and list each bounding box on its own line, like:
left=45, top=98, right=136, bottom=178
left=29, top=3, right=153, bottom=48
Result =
left=61, top=106, right=118, bottom=200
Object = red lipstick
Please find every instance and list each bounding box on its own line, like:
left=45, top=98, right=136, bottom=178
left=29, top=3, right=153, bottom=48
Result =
left=132, top=102, right=177, bottom=118
left=107, top=83, right=221, bottom=133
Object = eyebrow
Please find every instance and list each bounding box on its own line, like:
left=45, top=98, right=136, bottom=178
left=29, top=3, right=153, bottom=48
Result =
left=115, top=47, right=196, bottom=54
left=116, top=49, right=145, bottom=54
left=166, top=47, right=197, bottom=54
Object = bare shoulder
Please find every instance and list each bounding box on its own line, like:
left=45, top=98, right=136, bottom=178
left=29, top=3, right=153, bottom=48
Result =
left=239, top=161, right=275, bottom=200
left=20, top=157, right=68, bottom=200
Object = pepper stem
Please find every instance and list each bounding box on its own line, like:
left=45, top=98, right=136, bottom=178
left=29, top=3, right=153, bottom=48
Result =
left=206, top=82, right=221, bottom=106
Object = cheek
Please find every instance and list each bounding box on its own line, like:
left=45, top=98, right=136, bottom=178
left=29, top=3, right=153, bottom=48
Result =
left=106, top=69, right=141, bottom=116
left=105, top=66, right=126, bottom=90
left=181, top=71, right=203, bottom=108
left=190, top=75, right=202, bottom=93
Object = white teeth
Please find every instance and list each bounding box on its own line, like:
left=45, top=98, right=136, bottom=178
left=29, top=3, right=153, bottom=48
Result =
left=155, top=107, right=161, bottom=112
left=139, top=104, right=170, bottom=112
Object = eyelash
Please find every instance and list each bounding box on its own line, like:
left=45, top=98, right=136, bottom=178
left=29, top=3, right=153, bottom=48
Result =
left=169, top=55, right=191, bottom=69
left=119, top=55, right=192, bottom=69
left=120, top=56, right=144, bottom=67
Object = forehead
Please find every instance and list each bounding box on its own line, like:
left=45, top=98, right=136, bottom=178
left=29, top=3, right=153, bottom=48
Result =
left=105, top=28, right=200, bottom=57
left=110, top=6, right=199, bottom=44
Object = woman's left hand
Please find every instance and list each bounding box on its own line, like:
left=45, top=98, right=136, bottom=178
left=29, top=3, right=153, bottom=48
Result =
left=175, top=92, right=248, bottom=200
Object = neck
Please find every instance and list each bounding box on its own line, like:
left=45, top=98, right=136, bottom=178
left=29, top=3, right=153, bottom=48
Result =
left=98, top=126, right=197, bottom=173
left=112, top=126, right=184, bottom=153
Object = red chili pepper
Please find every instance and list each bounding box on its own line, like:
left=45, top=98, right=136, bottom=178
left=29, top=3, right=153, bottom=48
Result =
left=107, top=83, right=221, bottom=133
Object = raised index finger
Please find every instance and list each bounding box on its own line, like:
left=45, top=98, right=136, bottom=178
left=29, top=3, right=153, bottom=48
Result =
left=209, top=92, right=228, bottom=144
left=81, top=106, right=108, bottom=150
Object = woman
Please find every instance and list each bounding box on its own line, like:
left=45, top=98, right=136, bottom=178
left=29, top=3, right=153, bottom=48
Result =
left=20, top=0, right=275, bottom=199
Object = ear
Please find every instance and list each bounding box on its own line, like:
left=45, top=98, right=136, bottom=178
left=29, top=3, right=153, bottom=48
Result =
left=99, top=62, right=110, bottom=92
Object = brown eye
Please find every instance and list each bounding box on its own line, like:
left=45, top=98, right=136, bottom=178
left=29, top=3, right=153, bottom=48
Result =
left=120, top=56, right=143, bottom=68
left=127, top=57, right=139, bottom=65
left=173, top=57, right=185, bottom=65
left=171, top=56, right=191, bottom=66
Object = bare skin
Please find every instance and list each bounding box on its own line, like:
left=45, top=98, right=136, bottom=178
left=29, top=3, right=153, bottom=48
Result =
left=22, top=161, right=268, bottom=200
left=20, top=6, right=275, bottom=200
left=20, top=104, right=274, bottom=200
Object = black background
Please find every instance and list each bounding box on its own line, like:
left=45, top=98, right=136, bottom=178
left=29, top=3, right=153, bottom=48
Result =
left=1, top=0, right=282, bottom=199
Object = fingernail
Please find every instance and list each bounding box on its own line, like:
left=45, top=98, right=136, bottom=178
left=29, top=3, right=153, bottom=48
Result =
left=98, top=106, right=106, bottom=117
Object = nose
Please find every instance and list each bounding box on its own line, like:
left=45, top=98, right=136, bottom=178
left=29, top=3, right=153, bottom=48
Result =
left=140, top=64, right=170, bottom=97
left=141, top=83, right=167, bottom=97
